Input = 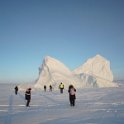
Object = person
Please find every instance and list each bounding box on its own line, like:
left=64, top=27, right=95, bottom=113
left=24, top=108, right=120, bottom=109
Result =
left=25, top=88, right=31, bottom=107
left=44, top=85, right=47, bottom=92
left=49, top=85, right=52, bottom=91
left=14, top=86, right=18, bottom=95
left=59, top=82, right=64, bottom=93
left=68, top=85, right=76, bottom=106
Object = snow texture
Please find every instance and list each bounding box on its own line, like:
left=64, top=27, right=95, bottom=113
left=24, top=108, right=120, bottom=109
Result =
left=35, top=55, right=117, bottom=90
left=0, top=84, right=124, bottom=124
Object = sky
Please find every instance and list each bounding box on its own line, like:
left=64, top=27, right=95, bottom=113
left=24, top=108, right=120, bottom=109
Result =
left=0, top=0, right=124, bottom=83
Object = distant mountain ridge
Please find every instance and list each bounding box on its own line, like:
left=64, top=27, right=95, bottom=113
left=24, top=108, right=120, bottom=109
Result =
left=34, top=55, right=118, bottom=89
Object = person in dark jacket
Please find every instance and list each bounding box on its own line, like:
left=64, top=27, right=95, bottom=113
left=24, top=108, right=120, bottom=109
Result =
left=49, top=85, right=52, bottom=91
left=25, top=88, right=31, bottom=107
left=68, top=85, right=76, bottom=106
left=14, top=86, right=18, bottom=95
left=44, top=85, right=47, bottom=92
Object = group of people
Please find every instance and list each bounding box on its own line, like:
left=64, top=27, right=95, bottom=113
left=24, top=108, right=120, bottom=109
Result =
left=14, top=83, right=76, bottom=107
left=59, top=83, right=76, bottom=106
left=14, top=86, right=32, bottom=107
left=44, top=82, right=64, bottom=93
left=44, top=83, right=76, bottom=107
left=44, top=85, right=52, bottom=92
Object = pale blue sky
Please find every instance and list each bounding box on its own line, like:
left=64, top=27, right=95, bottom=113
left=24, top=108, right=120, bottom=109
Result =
left=0, top=0, right=124, bottom=83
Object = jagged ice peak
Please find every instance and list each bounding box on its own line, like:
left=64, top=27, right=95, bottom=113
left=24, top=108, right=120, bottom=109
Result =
left=34, top=54, right=117, bottom=89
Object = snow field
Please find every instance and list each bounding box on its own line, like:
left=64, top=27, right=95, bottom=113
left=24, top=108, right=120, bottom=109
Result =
left=0, top=84, right=124, bottom=124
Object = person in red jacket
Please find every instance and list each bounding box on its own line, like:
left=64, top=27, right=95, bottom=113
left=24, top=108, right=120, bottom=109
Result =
left=68, top=85, right=76, bottom=106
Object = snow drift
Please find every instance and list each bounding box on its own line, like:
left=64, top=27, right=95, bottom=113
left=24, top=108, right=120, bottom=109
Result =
left=34, top=55, right=117, bottom=90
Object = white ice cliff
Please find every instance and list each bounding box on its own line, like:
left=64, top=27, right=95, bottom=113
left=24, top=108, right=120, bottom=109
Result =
left=34, top=55, right=117, bottom=89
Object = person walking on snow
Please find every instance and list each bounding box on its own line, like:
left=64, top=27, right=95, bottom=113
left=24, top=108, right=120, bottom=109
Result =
left=68, top=85, right=76, bottom=106
left=14, top=86, right=18, bottom=95
left=25, top=88, right=31, bottom=107
left=59, top=82, right=64, bottom=93
left=49, top=85, right=52, bottom=91
left=44, top=85, right=47, bottom=92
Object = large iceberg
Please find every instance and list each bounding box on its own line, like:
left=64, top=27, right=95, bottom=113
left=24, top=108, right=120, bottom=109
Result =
left=73, top=55, right=113, bottom=80
left=34, top=55, right=117, bottom=89
left=73, top=54, right=117, bottom=87
left=34, top=56, right=83, bottom=89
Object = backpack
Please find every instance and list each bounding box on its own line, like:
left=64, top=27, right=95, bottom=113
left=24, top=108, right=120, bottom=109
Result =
left=70, top=88, right=75, bottom=95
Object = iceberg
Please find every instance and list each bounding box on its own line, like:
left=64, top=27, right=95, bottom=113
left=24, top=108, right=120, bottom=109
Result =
left=34, top=55, right=117, bottom=89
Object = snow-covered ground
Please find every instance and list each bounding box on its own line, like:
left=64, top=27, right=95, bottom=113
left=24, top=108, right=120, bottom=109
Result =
left=0, top=84, right=124, bottom=124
